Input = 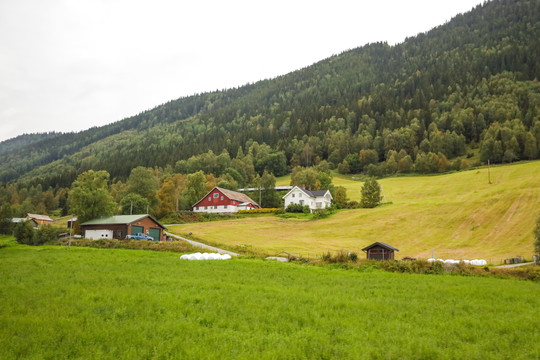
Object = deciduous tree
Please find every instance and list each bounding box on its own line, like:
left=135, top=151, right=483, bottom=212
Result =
left=68, top=170, right=117, bottom=223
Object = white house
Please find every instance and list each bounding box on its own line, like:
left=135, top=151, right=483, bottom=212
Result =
left=282, top=186, right=333, bottom=212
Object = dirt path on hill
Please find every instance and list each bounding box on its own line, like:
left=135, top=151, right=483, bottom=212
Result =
left=492, top=262, right=537, bottom=269
left=164, top=231, right=239, bottom=256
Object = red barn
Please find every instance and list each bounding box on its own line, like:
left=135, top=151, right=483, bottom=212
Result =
left=193, top=187, right=260, bottom=213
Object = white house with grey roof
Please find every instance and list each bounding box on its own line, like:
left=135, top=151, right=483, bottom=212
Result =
left=282, top=186, right=333, bottom=212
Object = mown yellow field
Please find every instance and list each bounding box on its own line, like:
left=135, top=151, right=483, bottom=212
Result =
left=169, top=161, right=540, bottom=263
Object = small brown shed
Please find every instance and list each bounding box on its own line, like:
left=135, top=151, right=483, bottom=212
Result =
left=80, top=214, right=165, bottom=241
left=362, top=242, right=399, bottom=260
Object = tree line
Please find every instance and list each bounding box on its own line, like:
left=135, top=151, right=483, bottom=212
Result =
left=0, top=0, right=538, bottom=207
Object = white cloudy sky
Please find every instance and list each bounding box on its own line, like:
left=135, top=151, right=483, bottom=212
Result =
left=0, top=0, right=485, bottom=143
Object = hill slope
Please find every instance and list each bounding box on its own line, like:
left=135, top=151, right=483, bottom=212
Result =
left=0, top=0, right=539, bottom=188
left=169, top=161, right=540, bottom=261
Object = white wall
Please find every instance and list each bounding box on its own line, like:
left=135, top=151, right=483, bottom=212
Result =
left=283, top=188, right=332, bottom=212
left=193, top=205, right=239, bottom=213
left=84, top=229, right=114, bottom=240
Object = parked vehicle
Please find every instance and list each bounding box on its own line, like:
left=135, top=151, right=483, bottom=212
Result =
left=125, top=233, right=154, bottom=241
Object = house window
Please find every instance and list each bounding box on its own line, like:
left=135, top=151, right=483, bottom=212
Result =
left=292, top=194, right=295, bottom=198
left=316, top=202, right=322, bottom=208
left=299, top=200, right=304, bottom=205
left=299, top=193, right=302, bottom=197
left=213, top=193, right=219, bottom=198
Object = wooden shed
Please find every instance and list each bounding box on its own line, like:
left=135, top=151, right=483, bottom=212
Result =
left=80, top=214, right=165, bottom=241
left=362, top=242, right=399, bottom=260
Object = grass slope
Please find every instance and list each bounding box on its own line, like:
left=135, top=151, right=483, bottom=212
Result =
left=0, top=240, right=539, bottom=359
left=171, top=161, right=540, bottom=261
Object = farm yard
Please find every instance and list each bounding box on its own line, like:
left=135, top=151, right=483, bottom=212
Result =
left=169, top=161, right=540, bottom=262
left=0, top=237, right=539, bottom=360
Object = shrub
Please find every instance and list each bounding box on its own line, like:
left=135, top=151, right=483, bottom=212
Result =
left=34, top=224, right=65, bottom=245
left=320, top=250, right=358, bottom=263
left=13, top=220, right=35, bottom=245
left=286, top=203, right=310, bottom=213
left=0, top=218, right=14, bottom=235
left=238, top=208, right=279, bottom=214
left=56, top=238, right=197, bottom=253
left=312, top=208, right=333, bottom=219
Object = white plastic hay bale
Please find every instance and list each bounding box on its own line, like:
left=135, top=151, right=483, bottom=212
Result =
left=180, top=252, right=232, bottom=260
left=462, top=260, right=470, bottom=264
left=427, top=258, right=435, bottom=262
left=470, top=259, right=487, bottom=266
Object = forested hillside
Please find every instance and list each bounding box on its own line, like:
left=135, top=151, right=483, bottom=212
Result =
left=0, top=0, right=538, bottom=200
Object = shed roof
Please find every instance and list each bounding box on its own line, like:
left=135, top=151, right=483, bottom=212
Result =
left=81, top=214, right=165, bottom=229
left=26, top=213, right=54, bottom=222
left=361, top=242, right=399, bottom=252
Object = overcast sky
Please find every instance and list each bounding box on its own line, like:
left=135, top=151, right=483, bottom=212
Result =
left=0, top=0, right=485, bottom=143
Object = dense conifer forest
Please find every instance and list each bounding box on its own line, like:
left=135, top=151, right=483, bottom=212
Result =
left=0, top=0, right=539, bottom=218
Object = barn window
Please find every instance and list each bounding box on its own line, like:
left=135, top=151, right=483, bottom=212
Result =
left=224, top=205, right=228, bottom=209
left=214, top=206, right=218, bottom=209
left=221, top=196, right=224, bottom=200
left=208, top=197, right=211, bottom=201
left=213, top=193, right=219, bottom=198
left=205, top=206, right=208, bottom=210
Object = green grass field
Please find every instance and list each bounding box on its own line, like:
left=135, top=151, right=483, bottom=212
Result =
left=1, top=238, right=539, bottom=360
left=171, top=161, right=540, bottom=262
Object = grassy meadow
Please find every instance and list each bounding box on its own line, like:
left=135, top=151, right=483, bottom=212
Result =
left=170, top=161, right=540, bottom=262
left=1, top=238, right=539, bottom=360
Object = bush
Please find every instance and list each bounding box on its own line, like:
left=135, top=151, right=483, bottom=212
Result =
left=320, top=250, right=359, bottom=263
left=286, top=204, right=310, bottom=213
left=56, top=238, right=197, bottom=253
left=312, top=208, right=332, bottom=219
left=13, top=220, right=35, bottom=245
left=35, top=224, right=65, bottom=245
left=238, top=208, right=279, bottom=214
left=0, top=218, right=14, bottom=235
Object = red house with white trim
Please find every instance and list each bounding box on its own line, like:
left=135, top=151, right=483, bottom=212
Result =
left=192, top=187, right=260, bottom=213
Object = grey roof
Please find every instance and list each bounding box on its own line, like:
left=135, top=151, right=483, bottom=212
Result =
left=361, top=242, right=399, bottom=252
left=81, top=214, right=165, bottom=229
left=296, top=187, right=331, bottom=198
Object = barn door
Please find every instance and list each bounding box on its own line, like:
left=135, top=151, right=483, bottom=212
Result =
left=149, top=228, right=161, bottom=241
left=131, top=225, right=143, bottom=235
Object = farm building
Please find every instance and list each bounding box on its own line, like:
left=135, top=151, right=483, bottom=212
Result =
left=26, top=213, right=54, bottom=225
left=192, top=187, right=260, bottom=213
left=80, top=214, right=165, bottom=241
left=12, top=218, right=39, bottom=227
left=282, top=186, right=333, bottom=212
left=362, top=242, right=399, bottom=260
